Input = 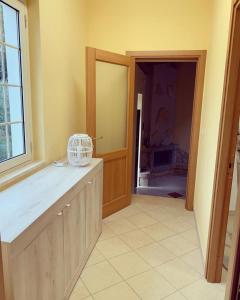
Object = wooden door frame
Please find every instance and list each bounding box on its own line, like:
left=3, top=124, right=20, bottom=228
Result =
left=126, top=50, right=207, bottom=211
left=205, top=0, right=240, bottom=283
left=225, top=184, right=240, bottom=299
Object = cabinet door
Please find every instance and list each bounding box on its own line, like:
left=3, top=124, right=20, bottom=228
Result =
left=95, top=169, right=103, bottom=232
left=12, top=213, right=64, bottom=300
left=86, top=170, right=103, bottom=249
left=63, top=188, right=86, bottom=291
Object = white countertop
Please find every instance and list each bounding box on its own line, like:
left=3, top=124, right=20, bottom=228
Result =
left=0, top=159, right=102, bottom=243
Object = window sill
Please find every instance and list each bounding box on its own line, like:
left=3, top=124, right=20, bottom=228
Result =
left=0, top=161, right=46, bottom=191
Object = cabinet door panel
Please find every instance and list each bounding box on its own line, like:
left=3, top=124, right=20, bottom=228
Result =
left=95, top=170, right=103, bottom=233
left=12, top=214, right=64, bottom=300
left=64, top=188, right=86, bottom=290
left=86, top=171, right=102, bottom=249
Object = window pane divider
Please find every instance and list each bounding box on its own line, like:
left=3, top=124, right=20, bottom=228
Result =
left=0, top=120, right=23, bottom=126
left=0, top=83, right=21, bottom=88
left=2, top=86, right=10, bottom=159
left=0, top=40, right=19, bottom=51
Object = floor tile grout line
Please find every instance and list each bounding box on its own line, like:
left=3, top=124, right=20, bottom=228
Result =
left=177, top=250, right=205, bottom=275
left=100, top=219, right=199, bottom=248
left=96, top=239, right=178, bottom=267
left=99, top=226, right=197, bottom=247
left=153, top=255, right=205, bottom=277
left=104, top=204, right=191, bottom=218
left=154, top=267, right=203, bottom=293
left=104, top=208, right=197, bottom=229
left=89, top=237, right=202, bottom=277
left=80, top=267, right=202, bottom=300
left=104, top=247, right=184, bottom=285
left=123, top=269, right=178, bottom=298
left=93, top=246, right=133, bottom=262
left=92, top=246, right=180, bottom=289
left=116, top=237, right=155, bottom=252
left=81, top=279, right=92, bottom=298
left=85, top=279, right=124, bottom=297
left=89, top=241, right=180, bottom=271
left=93, top=228, right=202, bottom=271
left=178, top=289, right=190, bottom=300
left=85, top=262, right=146, bottom=298
left=107, top=251, right=153, bottom=280
left=177, top=279, right=207, bottom=300
left=133, top=246, right=178, bottom=269
left=123, top=281, right=143, bottom=299
left=99, top=227, right=170, bottom=248
left=161, top=290, right=188, bottom=300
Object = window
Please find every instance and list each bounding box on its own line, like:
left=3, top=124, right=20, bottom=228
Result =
left=0, top=0, right=32, bottom=173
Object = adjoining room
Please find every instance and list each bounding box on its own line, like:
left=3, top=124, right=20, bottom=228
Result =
left=133, top=62, right=196, bottom=199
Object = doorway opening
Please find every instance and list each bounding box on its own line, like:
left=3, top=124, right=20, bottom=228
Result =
left=133, top=61, right=197, bottom=200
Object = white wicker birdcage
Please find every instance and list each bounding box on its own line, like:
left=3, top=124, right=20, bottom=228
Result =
left=67, top=134, right=93, bottom=166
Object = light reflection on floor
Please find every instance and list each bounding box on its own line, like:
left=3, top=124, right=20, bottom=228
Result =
left=136, top=175, right=187, bottom=198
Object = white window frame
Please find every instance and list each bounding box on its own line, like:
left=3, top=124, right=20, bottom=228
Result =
left=0, top=0, right=32, bottom=174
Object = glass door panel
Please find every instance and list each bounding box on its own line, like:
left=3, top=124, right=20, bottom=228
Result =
left=96, top=61, right=128, bottom=155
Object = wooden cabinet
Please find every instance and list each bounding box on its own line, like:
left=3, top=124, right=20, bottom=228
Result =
left=0, top=159, right=103, bottom=300
left=63, top=187, right=86, bottom=295
left=12, top=214, right=64, bottom=300
left=86, top=171, right=102, bottom=250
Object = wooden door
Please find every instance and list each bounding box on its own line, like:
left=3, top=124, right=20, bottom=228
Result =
left=86, top=47, right=135, bottom=218
left=86, top=170, right=103, bottom=249
left=11, top=214, right=64, bottom=300
left=63, top=188, right=86, bottom=293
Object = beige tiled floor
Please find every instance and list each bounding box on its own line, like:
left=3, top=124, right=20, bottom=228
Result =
left=70, top=194, right=226, bottom=300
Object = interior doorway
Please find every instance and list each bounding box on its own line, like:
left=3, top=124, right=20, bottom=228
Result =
left=133, top=62, right=197, bottom=199
left=87, top=49, right=206, bottom=217
left=127, top=50, right=206, bottom=210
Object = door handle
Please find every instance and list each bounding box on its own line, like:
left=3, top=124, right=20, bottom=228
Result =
left=91, top=136, right=103, bottom=141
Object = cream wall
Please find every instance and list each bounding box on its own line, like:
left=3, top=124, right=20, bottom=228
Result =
left=194, top=0, right=232, bottom=260
left=27, top=0, right=87, bottom=163
left=27, top=0, right=214, bottom=163
left=86, top=0, right=213, bottom=54
left=27, top=0, right=45, bottom=161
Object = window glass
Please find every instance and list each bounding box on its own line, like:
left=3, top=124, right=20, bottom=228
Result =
left=96, top=61, right=128, bottom=154
left=5, top=46, right=21, bottom=85
left=1, top=2, right=19, bottom=47
left=0, top=1, right=26, bottom=164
